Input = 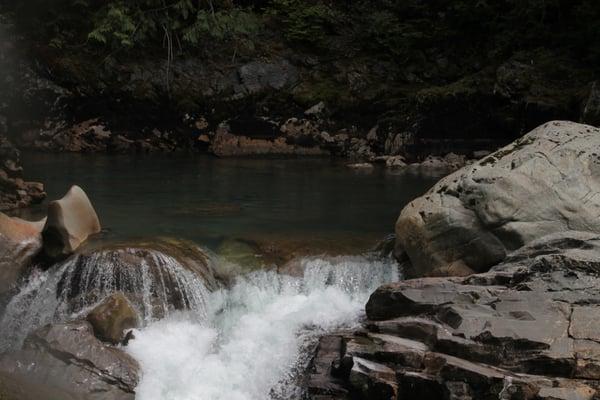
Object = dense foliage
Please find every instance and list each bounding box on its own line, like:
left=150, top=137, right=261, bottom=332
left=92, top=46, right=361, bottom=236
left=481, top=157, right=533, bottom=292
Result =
left=3, top=0, right=600, bottom=63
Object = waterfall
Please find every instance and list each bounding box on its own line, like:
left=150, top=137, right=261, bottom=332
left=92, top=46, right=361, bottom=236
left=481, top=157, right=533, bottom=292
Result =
left=126, top=254, right=400, bottom=400
left=0, top=246, right=213, bottom=352
left=0, top=245, right=400, bottom=400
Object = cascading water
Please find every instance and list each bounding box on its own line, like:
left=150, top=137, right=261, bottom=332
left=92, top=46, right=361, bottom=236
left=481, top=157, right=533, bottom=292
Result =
left=0, top=242, right=399, bottom=400
left=0, top=245, right=213, bottom=352
left=126, top=255, right=400, bottom=400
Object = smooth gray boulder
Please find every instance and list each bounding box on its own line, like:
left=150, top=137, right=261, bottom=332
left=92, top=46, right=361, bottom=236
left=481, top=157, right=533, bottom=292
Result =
left=42, top=185, right=101, bottom=259
left=396, top=120, right=600, bottom=277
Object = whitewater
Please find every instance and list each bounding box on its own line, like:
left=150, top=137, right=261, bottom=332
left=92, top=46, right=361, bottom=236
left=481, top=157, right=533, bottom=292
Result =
left=126, top=256, right=400, bottom=400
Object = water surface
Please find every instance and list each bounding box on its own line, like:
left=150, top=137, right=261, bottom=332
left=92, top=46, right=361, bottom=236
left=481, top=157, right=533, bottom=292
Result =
left=19, top=153, right=440, bottom=251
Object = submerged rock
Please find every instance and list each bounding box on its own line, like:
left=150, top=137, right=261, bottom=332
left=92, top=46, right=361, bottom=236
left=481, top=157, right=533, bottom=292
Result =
left=86, top=292, right=139, bottom=345
left=396, top=121, right=600, bottom=277
left=0, top=321, right=139, bottom=400
left=308, top=231, right=600, bottom=399
left=42, top=185, right=101, bottom=259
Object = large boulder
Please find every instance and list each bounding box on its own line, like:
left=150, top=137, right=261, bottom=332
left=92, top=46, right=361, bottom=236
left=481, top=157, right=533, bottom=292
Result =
left=86, top=292, right=140, bottom=345
left=0, top=321, right=139, bottom=400
left=0, top=213, right=45, bottom=298
left=396, top=121, right=600, bottom=277
left=42, top=185, right=101, bottom=259
left=307, top=231, right=600, bottom=400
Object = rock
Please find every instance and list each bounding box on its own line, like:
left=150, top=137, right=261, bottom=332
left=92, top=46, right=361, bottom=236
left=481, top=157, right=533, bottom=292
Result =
left=347, top=138, right=376, bottom=160
left=210, top=125, right=327, bottom=157
left=384, top=132, right=413, bottom=155
left=347, top=163, right=374, bottom=169
left=396, top=121, right=600, bottom=277
left=305, top=101, right=326, bottom=116
left=385, top=156, right=407, bottom=169
left=86, top=293, right=140, bottom=344
left=348, top=357, right=398, bottom=400
left=237, top=60, right=298, bottom=94
left=0, top=213, right=45, bottom=298
left=582, top=81, right=600, bottom=126
left=214, top=238, right=266, bottom=280
left=0, top=134, right=46, bottom=210
left=0, top=369, right=84, bottom=400
left=281, top=118, right=321, bottom=146
left=49, top=238, right=218, bottom=319
left=367, top=126, right=379, bottom=143
left=472, top=150, right=492, bottom=159
left=308, top=231, right=600, bottom=399
left=0, top=238, right=220, bottom=352
left=0, top=321, right=139, bottom=400
left=42, top=185, right=101, bottom=259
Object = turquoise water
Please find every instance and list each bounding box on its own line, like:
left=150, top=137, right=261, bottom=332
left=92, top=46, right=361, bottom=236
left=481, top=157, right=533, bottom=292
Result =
left=19, top=153, right=440, bottom=251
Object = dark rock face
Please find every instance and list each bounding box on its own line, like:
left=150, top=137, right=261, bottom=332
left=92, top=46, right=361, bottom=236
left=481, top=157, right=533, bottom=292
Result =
left=0, top=134, right=45, bottom=210
left=307, top=231, right=600, bottom=399
left=0, top=321, right=139, bottom=400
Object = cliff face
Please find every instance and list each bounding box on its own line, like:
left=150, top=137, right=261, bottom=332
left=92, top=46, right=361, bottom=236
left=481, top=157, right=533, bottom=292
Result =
left=1, top=1, right=599, bottom=159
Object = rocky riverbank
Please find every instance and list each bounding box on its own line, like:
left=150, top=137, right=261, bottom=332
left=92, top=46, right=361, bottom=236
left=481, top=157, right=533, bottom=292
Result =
left=306, top=121, right=600, bottom=399
left=1, top=3, right=599, bottom=162
left=1, top=121, right=600, bottom=399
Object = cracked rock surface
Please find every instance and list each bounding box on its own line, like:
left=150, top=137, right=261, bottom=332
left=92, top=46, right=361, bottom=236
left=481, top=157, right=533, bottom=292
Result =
left=307, top=231, right=600, bottom=399
left=0, top=320, right=139, bottom=400
left=395, top=120, right=600, bottom=277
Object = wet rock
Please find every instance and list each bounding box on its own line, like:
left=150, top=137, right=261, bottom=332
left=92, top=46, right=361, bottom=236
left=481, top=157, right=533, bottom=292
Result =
left=307, top=335, right=349, bottom=398
left=396, top=121, right=600, bottom=277
left=0, top=213, right=45, bottom=297
left=348, top=357, right=398, bottom=400
left=307, top=231, right=600, bottom=400
left=42, top=185, right=101, bottom=259
left=214, top=238, right=267, bottom=280
left=51, top=238, right=219, bottom=321
left=86, top=292, right=140, bottom=344
left=0, top=321, right=139, bottom=400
